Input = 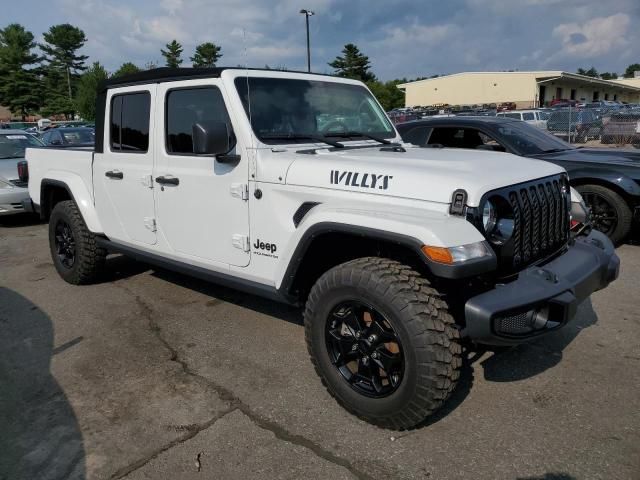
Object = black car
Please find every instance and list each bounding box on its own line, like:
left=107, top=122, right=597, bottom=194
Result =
left=397, top=116, right=640, bottom=243
left=40, top=127, right=95, bottom=147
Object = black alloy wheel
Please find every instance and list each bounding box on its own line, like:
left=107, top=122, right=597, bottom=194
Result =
left=581, top=191, right=618, bottom=236
left=54, top=219, right=76, bottom=269
left=325, top=300, right=404, bottom=398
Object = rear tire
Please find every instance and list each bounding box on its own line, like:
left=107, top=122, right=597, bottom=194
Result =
left=304, top=257, right=461, bottom=430
left=49, top=200, right=106, bottom=284
left=576, top=184, right=632, bottom=244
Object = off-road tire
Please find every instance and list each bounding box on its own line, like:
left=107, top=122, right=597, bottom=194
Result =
left=49, top=200, right=106, bottom=284
left=304, top=257, right=461, bottom=430
left=576, top=184, right=632, bottom=245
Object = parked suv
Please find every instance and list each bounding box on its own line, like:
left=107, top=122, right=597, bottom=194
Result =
left=24, top=68, right=619, bottom=429
left=547, top=109, right=601, bottom=142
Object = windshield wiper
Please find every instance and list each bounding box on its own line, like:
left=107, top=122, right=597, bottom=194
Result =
left=536, top=148, right=572, bottom=155
left=324, top=131, right=392, bottom=145
left=260, top=133, right=344, bottom=148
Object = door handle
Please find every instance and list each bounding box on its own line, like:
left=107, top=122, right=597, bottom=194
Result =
left=155, top=176, right=179, bottom=186
left=105, top=170, right=123, bottom=179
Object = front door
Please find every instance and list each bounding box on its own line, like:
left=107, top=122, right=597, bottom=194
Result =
left=93, top=86, right=157, bottom=245
left=154, top=81, right=250, bottom=267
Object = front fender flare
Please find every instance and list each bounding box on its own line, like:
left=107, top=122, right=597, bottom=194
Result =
left=568, top=168, right=640, bottom=198
left=41, top=174, right=103, bottom=234
left=274, top=203, right=493, bottom=293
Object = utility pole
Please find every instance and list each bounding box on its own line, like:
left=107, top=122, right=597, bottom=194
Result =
left=300, top=9, right=315, bottom=72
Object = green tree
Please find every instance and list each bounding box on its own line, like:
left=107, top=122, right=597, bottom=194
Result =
left=191, top=42, right=222, bottom=68
left=600, top=72, right=618, bottom=80
left=40, top=67, right=75, bottom=118
left=75, top=62, right=108, bottom=120
left=623, top=63, right=640, bottom=78
left=328, top=43, right=376, bottom=82
left=40, top=24, right=88, bottom=101
left=0, top=24, right=42, bottom=120
left=577, top=67, right=598, bottom=77
left=367, top=79, right=405, bottom=111
left=113, top=62, right=141, bottom=77
left=161, top=40, right=183, bottom=68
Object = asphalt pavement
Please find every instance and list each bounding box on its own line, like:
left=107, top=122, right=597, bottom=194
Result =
left=1, top=215, right=639, bottom=480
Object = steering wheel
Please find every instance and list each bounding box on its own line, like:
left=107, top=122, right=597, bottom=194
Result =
left=320, top=120, right=350, bottom=134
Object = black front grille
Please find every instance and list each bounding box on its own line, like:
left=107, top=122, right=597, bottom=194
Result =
left=9, top=179, right=28, bottom=188
left=508, top=177, right=569, bottom=269
left=474, top=174, right=570, bottom=273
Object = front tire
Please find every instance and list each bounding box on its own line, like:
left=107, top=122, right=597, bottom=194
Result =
left=304, top=257, right=461, bottom=430
left=49, top=200, right=106, bottom=284
left=576, top=184, right=632, bottom=245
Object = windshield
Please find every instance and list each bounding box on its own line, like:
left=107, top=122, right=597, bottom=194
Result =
left=0, top=133, right=43, bottom=158
left=496, top=121, right=573, bottom=155
left=234, top=77, right=395, bottom=144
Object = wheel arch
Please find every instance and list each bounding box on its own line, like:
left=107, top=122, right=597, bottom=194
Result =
left=569, top=172, right=640, bottom=206
left=40, top=177, right=104, bottom=233
left=278, top=223, right=426, bottom=302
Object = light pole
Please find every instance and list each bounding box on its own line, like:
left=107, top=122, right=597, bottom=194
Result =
left=300, top=9, right=314, bottom=72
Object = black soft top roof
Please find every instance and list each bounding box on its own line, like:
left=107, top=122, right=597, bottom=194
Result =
left=99, top=67, right=335, bottom=91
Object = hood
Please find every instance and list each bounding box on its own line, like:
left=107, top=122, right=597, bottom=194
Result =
left=285, top=145, right=564, bottom=206
left=535, top=147, right=640, bottom=167
left=0, top=157, right=22, bottom=181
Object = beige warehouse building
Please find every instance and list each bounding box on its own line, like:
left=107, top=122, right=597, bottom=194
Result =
left=398, top=71, right=640, bottom=108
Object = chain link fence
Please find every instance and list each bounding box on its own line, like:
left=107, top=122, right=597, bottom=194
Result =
left=545, top=106, right=640, bottom=147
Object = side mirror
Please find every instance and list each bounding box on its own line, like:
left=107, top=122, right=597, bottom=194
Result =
left=192, top=121, right=237, bottom=160
left=50, top=138, right=62, bottom=146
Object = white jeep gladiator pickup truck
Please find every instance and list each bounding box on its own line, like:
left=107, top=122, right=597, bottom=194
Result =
left=25, top=67, right=619, bottom=429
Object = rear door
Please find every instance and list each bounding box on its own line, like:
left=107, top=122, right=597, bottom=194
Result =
left=154, top=80, right=250, bottom=267
left=93, top=86, right=157, bottom=245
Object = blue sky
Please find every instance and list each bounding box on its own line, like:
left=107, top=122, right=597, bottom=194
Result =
left=4, top=0, right=639, bottom=80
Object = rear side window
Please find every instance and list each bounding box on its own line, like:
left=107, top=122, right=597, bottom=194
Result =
left=166, top=87, right=230, bottom=154
left=401, top=126, right=431, bottom=146
left=110, top=92, right=151, bottom=152
left=504, top=113, right=521, bottom=120
left=522, top=112, right=535, bottom=121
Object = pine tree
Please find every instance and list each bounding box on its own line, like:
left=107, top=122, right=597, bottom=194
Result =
left=190, top=42, right=222, bottom=68
left=75, top=62, right=108, bottom=120
left=161, top=40, right=183, bottom=68
left=328, top=44, right=376, bottom=82
left=40, top=24, right=88, bottom=103
left=0, top=24, right=42, bottom=120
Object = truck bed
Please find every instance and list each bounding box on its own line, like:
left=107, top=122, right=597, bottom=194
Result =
left=26, top=147, right=96, bottom=207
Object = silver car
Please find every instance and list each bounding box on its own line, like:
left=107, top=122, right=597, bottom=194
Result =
left=0, top=130, right=43, bottom=216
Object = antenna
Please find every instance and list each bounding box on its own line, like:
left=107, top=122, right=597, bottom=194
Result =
left=243, top=28, right=258, bottom=185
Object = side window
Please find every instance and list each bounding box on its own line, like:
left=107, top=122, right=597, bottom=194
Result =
left=110, top=92, right=151, bottom=152
left=166, top=87, right=230, bottom=154
left=504, top=113, right=521, bottom=120
left=401, top=126, right=431, bottom=146
left=428, top=128, right=484, bottom=149
left=522, top=112, right=535, bottom=121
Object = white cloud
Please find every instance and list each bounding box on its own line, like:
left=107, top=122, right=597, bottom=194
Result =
left=552, top=13, right=630, bottom=58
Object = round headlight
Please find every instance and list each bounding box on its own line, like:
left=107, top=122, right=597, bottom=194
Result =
left=482, top=200, right=497, bottom=233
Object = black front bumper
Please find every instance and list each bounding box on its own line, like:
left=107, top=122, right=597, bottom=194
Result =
left=464, top=230, right=619, bottom=345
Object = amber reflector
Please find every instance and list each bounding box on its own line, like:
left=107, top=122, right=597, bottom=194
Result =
left=421, top=245, right=453, bottom=264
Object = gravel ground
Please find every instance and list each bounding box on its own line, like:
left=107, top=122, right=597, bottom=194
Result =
left=1, top=215, right=639, bottom=480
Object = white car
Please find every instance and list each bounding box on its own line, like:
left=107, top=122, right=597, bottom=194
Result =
left=25, top=68, right=619, bottom=429
left=497, top=109, right=549, bottom=129
left=0, top=130, right=42, bottom=216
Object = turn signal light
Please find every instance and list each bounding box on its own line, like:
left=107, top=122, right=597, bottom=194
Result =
left=421, top=245, right=453, bottom=264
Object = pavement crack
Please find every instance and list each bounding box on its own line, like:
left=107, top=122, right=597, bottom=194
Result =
left=109, top=407, right=238, bottom=479
left=122, top=286, right=377, bottom=480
